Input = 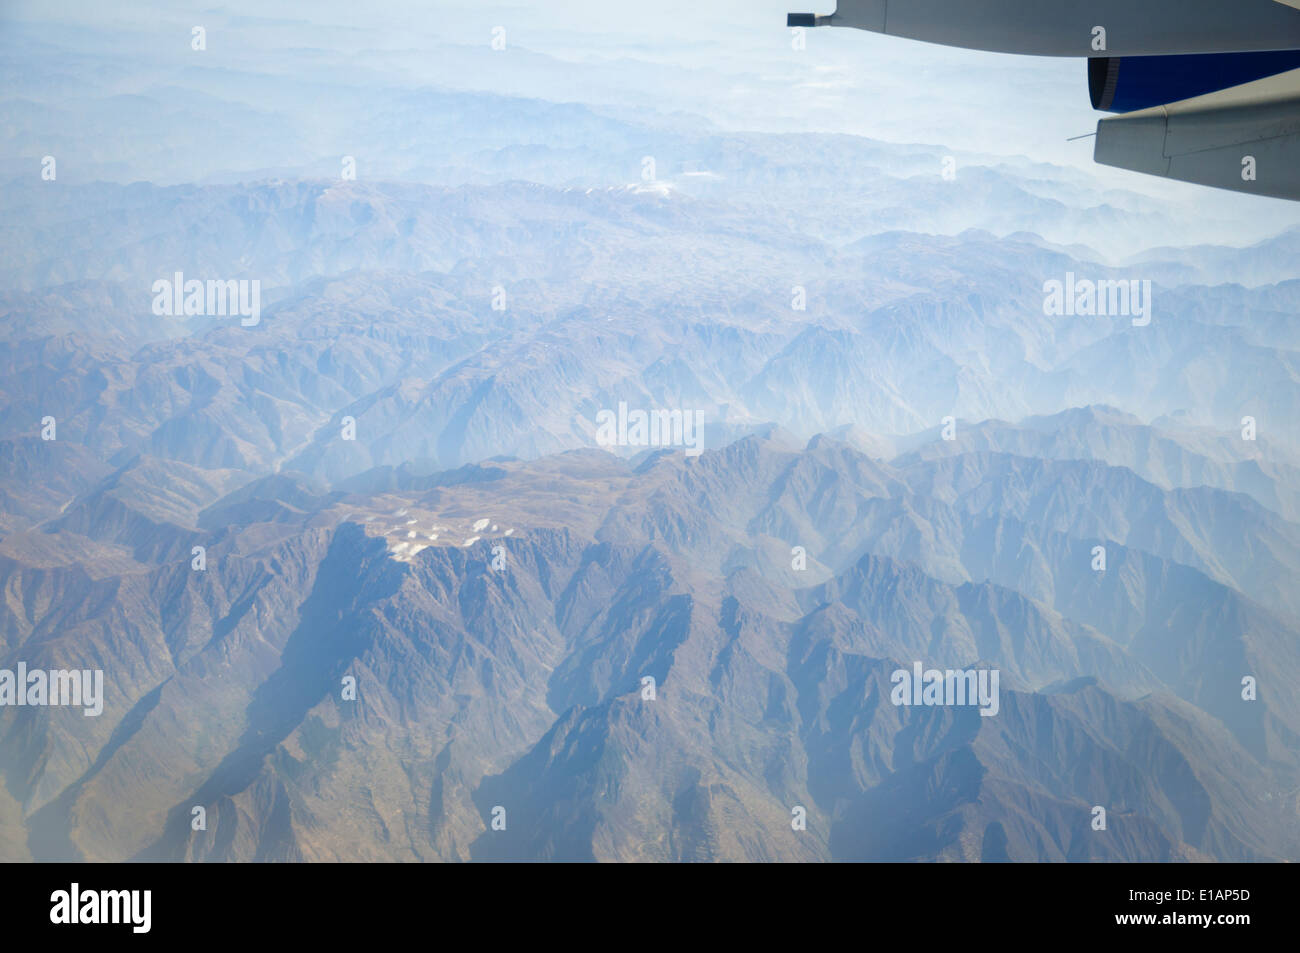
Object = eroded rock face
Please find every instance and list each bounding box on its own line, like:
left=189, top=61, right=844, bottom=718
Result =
left=2, top=428, right=1296, bottom=863
left=3, top=41, right=1298, bottom=863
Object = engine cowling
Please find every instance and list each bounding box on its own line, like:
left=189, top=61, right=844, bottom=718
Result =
left=1090, top=50, right=1300, bottom=112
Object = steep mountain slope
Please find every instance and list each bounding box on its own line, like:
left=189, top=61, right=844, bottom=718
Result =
left=2, top=434, right=1296, bottom=862
left=5, top=183, right=1299, bottom=491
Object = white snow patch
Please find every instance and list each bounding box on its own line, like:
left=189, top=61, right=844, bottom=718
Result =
left=388, top=539, right=429, bottom=563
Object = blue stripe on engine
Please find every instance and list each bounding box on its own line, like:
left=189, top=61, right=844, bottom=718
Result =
left=1106, top=49, right=1300, bottom=113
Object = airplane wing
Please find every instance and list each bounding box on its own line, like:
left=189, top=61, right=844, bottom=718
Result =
left=788, top=1, right=1300, bottom=57
left=789, top=1, right=1300, bottom=199
left=1094, top=67, right=1300, bottom=200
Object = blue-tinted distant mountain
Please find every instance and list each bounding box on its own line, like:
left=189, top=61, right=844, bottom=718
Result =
left=5, top=182, right=1297, bottom=484
left=897, top=449, right=1300, bottom=619
left=1131, top=227, right=1300, bottom=288
left=892, top=405, right=1300, bottom=521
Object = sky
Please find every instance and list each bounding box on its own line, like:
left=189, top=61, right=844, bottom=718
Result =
left=3, top=0, right=1298, bottom=246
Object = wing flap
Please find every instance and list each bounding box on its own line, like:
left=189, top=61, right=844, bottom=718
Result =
left=1094, top=68, right=1300, bottom=200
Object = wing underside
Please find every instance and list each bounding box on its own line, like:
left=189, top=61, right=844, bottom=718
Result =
left=804, top=0, right=1300, bottom=57
left=1094, top=67, right=1300, bottom=200
left=788, top=1, right=1300, bottom=199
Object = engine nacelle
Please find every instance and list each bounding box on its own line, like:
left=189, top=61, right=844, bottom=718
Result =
left=1090, top=50, right=1300, bottom=112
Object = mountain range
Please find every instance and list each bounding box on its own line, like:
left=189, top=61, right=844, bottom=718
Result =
left=2, top=5, right=1297, bottom=863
